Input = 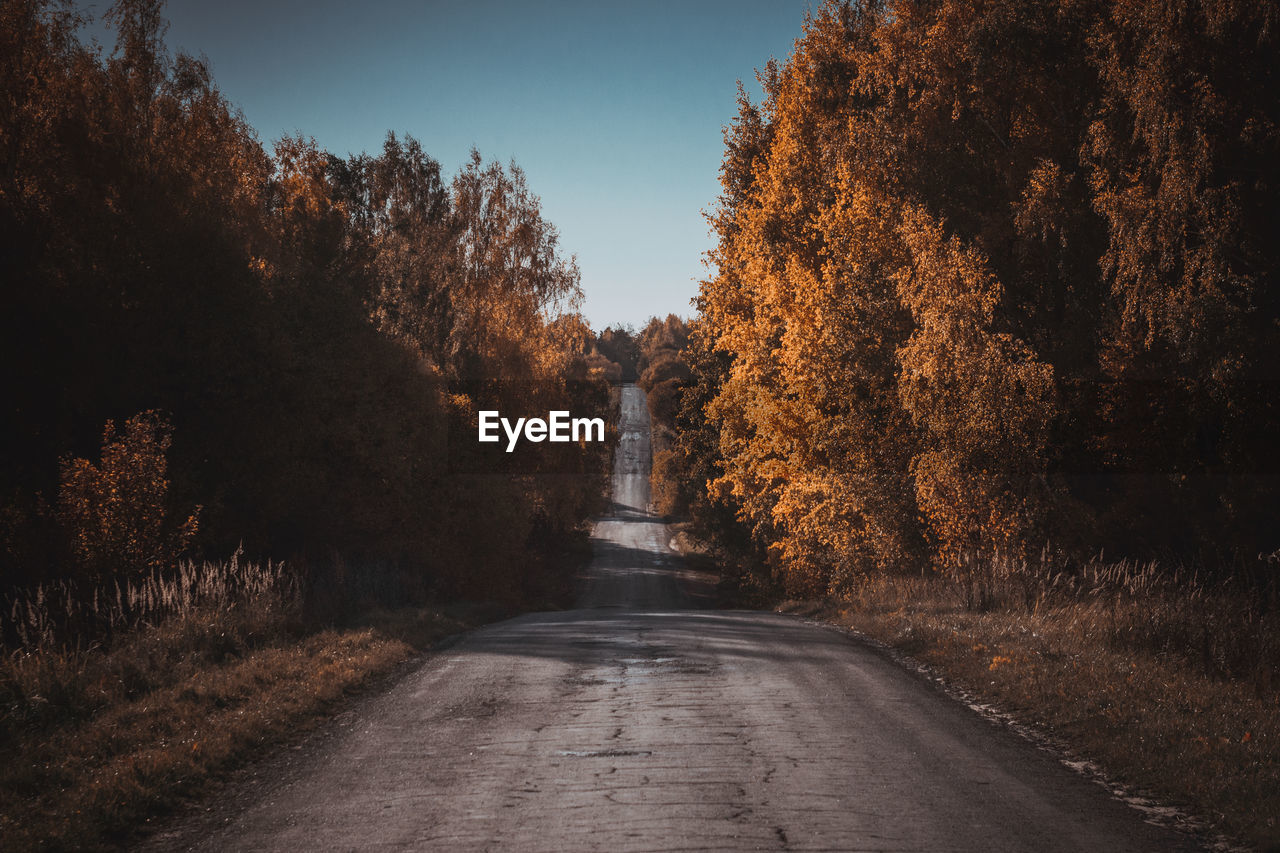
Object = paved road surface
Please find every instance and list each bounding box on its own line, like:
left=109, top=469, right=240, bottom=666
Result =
left=145, top=385, right=1201, bottom=852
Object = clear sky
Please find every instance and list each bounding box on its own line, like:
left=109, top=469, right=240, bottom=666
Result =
left=81, top=0, right=814, bottom=330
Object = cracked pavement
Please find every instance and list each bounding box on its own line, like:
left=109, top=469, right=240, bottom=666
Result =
left=142, top=385, right=1202, bottom=852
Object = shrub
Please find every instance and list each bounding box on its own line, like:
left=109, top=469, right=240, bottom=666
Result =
left=56, top=411, right=199, bottom=584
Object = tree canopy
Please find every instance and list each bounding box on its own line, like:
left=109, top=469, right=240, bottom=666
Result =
left=680, top=0, right=1280, bottom=595
left=0, top=0, right=611, bottom=599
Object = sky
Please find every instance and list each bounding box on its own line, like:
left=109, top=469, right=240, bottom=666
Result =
left=81, top=0, right=815, bottom=330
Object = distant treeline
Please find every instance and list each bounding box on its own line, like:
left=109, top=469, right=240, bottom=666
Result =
left=581, top=316, right=693, bottom=518
left=0, top=0, right=612, bottom=601
left=666, top=0, right=1280, bottom=594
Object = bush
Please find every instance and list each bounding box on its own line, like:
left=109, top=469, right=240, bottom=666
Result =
left=56, top=411, right=199, bottom=585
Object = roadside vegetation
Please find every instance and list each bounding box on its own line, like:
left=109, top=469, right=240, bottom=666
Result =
left=653, top=0, right=1280, bottom=847
left=791, top=559, right=1280, bottom=849
left=2, top=0, right=607, bottom=847
left=2, top=0, right=612, bottom=600
left=637, top=316, right=693, bottom=519
left=0, top=548, right=521, bottom=850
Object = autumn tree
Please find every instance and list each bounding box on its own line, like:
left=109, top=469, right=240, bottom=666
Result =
left=690, top=0, right=1280, bottom=595
left=0, top=0, right=610, bottom=604
left=1082, top=0, right=1280, bottom=553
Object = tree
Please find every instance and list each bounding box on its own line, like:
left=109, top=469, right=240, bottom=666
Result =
left=690, top=0, right=1280, bottom=593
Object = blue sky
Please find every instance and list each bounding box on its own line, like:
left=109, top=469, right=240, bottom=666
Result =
left=82, top=0, right=814, bottom=329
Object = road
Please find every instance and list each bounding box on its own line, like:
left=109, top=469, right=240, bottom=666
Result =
left=145, top=384, right=1201, bottom=852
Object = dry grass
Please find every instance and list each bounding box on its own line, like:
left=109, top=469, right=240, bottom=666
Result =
left=0, top=556, right=486, bottom=851
left=790, top=556, right=1280, bottom=851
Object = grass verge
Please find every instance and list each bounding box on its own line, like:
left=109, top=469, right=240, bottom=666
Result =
left=0, top=601, right=500, bottom=852
left=783, top=572, right=1280, bottom=851
left=0, top=546, right=551, bottom=852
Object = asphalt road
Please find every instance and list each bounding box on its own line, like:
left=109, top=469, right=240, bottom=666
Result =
left=145, top=385, right=1201, bottom=852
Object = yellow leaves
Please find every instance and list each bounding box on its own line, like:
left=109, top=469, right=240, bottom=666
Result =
left=890, top=205, right=1057, bottom=561
left=1014, top=159, right=1070, bottom=247
left=57, top=412, right=198, bottom=584
left=695, top=0, right=1120, bottom=594
left=247, top=254, right=274, bottom=280
left=895, top=206, right=1000, bottom=325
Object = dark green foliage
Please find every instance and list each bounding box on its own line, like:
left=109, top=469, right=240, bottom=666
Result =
left=593, top=326, right=640, bottom=381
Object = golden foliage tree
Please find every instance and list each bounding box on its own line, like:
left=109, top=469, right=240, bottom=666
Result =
left=686, top=0, right=1280, bottom=595
left=895, top=208, right=1055, bottom=567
